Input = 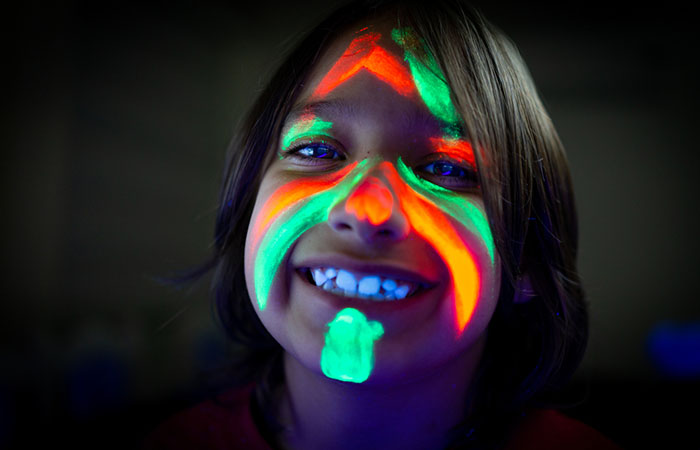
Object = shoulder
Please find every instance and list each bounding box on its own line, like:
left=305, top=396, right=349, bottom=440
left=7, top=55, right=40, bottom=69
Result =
left=504, top=409, right=622, bottom=450
left=142, top=385, right=271, bottom=450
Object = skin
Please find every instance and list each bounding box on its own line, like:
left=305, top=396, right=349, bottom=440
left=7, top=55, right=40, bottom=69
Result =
left=243, top=20, right=501, bottom=450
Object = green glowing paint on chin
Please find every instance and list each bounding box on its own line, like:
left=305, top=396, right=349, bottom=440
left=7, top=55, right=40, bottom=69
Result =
left=396, top=157, right=495, bottom=265
left=321, top=308, right=384, bottom=383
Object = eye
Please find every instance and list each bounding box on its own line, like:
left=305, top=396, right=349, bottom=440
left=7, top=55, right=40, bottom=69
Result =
left=417, top=160, right=479, bottom=190
left=423, top=161, right=465, bottom=177
left=282, top=142, right=345, bottom=166
left=294, top=143, right=341, bottom=160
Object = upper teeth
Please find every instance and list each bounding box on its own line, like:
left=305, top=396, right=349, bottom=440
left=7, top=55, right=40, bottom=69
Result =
left=308, top=267, right=417, bottom=301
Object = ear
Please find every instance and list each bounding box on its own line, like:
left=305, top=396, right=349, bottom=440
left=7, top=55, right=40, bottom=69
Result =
left=513, top=275, right=536, bottom=304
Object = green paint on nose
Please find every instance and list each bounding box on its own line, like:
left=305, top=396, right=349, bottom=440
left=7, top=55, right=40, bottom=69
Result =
left=321, top=308, right=384, bottom=383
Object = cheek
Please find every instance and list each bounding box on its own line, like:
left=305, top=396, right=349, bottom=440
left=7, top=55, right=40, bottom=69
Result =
left=244, top=162, right=368, bottom=311
left=401, top=192, right=498, bottom=335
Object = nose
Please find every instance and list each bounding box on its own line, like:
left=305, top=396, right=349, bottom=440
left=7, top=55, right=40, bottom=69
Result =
left=328, top=168, right=410, bottom=244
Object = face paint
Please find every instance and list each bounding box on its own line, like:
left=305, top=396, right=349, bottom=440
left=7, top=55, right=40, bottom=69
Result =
left=396, top=157, right=494, bottom=266
left=321, top=308, right=384, bottom=383
left=281, top=113, right=334, bottom=151
left=252, top=160, right=371, bottom=310
left=429, top=136, right=476, bottom=168
left=391, top=28, right=462, bottom=138
left=353, top=161, right=484, bottom=332
left=312, top=32, right=416, bottom=99
left=344, top=176, right=394, bottom=225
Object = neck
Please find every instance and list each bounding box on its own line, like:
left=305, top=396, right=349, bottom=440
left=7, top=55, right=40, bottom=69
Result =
left=275, top=336, right=485, bottom=450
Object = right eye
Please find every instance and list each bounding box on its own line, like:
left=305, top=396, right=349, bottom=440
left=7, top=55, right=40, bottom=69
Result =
left=283, top=142, right=345, bottom=165
left=295, top=143, right=341, bottom=159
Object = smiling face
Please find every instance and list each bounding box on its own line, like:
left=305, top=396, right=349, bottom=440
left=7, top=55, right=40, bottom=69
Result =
left=244, top=22, right=501, bottom=384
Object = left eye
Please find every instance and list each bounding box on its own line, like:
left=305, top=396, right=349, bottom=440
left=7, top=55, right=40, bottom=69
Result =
left=417, top=160, right=479, bottom=190
left=422, top=161, right=466, bottom=177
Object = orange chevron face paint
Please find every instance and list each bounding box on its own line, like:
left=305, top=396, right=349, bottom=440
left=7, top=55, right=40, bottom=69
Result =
left=312, top=32, right=416, bottom=99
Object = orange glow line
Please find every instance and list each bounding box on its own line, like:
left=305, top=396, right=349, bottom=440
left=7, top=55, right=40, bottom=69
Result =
left=378, top=162, right=480, bottom=332
left=429, top=137, right=475, bottom=168
left=345, top=176, right=394, bottom=225
left=252, top=163, right=358, bottom=248
left=313, top=34, right=416, bottom=99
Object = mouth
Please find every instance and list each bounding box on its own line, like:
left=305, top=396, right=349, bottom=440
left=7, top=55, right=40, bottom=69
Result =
left=297, top=265, right=433, bottom=301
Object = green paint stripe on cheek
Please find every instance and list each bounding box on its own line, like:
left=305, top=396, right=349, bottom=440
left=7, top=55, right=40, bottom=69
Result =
left=254, top=160, right=371, bottom=310
left=396, top=158, right=495, bottom=265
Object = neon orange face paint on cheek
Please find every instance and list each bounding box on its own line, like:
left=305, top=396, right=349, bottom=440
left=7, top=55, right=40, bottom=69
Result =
left=312, top=32, right=416, bottom=99
left=345, top=176, right=394, bottom=225
left=377, top=162, right=483, bottom=333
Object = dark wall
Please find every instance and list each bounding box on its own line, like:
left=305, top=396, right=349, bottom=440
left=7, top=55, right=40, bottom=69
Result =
left=4, top=1, right=699, bottom=448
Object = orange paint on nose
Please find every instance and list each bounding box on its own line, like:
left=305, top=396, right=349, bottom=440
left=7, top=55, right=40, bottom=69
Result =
left=313, top=32, right=416, bottom=99
left=345, top=176, right=394, bottom=225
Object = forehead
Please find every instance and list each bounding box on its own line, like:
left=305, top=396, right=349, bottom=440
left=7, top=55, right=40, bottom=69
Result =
left=289, top=21, right=464, bottom=142
left=297, top=21, right=406, bottom=100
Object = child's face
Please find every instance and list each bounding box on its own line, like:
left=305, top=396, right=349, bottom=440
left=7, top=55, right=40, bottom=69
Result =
left=244, top=22, right=501, bottom=384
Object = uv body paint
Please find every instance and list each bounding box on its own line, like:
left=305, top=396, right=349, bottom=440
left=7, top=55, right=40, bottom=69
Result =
left=370, top=161, right=492, bottom=332
left=391, top=28, right=461, bottom=138
left=250, top=26, right=496, bottom=386
left=312, top=32, right=416, bottom=99
left=281, top=114, right=334, bottom=151
left=252, top=160, right=371, bottom=311
left=321, top=308, right=384, bottom=383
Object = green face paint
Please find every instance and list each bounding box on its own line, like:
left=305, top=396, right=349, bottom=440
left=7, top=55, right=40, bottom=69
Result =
left=281, top=115, right=334, bottom=151
left=254, top=160, right=371, bottom=310
left=396, top=157, right=495, bottom=265
left=391, top=28, right=461, bottom=138
left=321, top=308, right=384, bottom=383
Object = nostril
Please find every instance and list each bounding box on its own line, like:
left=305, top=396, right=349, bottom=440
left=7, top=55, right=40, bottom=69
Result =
left=377, top=229, right=393, bottom=237
left=334, top=222, right=353, bottom=231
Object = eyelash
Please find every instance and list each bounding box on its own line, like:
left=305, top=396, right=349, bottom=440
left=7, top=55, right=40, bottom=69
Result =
left=282, top=142, right=478, bottom=190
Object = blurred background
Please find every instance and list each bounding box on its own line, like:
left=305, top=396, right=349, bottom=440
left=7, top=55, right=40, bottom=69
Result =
left=4, top=0, right=699, bottom=448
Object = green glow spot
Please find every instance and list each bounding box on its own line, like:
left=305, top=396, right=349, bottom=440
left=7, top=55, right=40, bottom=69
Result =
left=396, top=157, right=495, bottom=265
left=282, top=116, right=334, bottom=150
left=321, top=308, right=384, bottom=383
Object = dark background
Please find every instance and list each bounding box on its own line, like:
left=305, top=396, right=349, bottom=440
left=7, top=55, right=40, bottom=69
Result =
left=4, top=1, right=699, bottom=448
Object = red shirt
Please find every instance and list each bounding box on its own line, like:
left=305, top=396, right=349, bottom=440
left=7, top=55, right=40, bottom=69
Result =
left=143, top=386, right=621, bottom=450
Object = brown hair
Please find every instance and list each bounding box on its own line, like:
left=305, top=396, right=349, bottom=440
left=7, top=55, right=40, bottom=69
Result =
left=200, top=0, right=587, bottom=447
